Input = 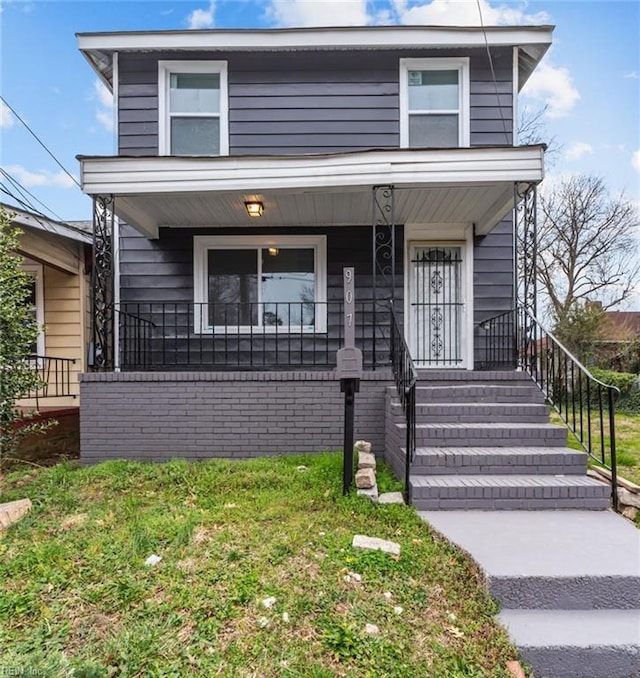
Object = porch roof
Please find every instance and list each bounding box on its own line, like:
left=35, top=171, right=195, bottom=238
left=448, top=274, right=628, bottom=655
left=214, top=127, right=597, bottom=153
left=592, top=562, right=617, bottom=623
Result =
left=78, top=146, right=545, bottom=239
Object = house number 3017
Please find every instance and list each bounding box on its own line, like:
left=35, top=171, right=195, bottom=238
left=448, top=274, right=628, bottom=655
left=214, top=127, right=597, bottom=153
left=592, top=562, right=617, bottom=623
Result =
left=344, top=267, right=355, bottom=347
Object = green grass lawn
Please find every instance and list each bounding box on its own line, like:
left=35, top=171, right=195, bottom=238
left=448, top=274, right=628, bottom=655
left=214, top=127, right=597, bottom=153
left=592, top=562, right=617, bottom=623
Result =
left=0, top=454, right=523, bottom=677
left=551, top=409, right=640, bottom=486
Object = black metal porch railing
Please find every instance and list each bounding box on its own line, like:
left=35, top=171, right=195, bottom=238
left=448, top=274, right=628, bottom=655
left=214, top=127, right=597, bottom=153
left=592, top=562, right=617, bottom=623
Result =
left=25, top=356, right=76, bottom=399
left=116, top=301, right=391, bottom=371
left=480, top=307, right=620, bottom=510
left=389, top=301, right=417, bottom=503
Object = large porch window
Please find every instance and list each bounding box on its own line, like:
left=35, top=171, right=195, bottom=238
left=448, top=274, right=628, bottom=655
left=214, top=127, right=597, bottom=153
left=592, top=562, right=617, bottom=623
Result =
left=193, top=235, right=327, bottom=333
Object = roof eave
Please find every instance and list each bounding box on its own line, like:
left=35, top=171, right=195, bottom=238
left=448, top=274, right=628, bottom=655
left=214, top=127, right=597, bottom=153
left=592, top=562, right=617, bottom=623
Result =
left=77, top=24, right=553, bottom=90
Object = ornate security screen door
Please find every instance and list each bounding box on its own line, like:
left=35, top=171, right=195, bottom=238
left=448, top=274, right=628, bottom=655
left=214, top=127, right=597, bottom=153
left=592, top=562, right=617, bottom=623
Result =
left=410, top=245, right=464, bottom=367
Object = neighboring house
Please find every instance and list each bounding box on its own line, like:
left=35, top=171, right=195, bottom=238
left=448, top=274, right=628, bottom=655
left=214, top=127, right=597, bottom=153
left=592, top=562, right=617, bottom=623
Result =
left=76, top=24, right=552, bottom=462
left=5, top=203, right=92, bottom=409
left=597, top=311, right=640, bottom=372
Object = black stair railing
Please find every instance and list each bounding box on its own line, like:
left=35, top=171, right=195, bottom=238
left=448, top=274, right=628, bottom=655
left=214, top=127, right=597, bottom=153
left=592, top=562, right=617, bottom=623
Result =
left=481, top=306, right=620, bottom=510
left=389, top=301, right=417, bottom=503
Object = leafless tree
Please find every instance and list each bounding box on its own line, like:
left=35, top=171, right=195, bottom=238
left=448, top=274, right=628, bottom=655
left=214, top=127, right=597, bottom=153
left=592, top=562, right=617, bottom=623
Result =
left=537, top=174, right=640, bottom=326
left=517, top=104, right=562, bottom=167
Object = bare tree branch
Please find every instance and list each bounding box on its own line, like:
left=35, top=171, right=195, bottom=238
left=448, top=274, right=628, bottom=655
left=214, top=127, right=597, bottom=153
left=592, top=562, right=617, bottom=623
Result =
left=536, top=175, right=640, bottom=324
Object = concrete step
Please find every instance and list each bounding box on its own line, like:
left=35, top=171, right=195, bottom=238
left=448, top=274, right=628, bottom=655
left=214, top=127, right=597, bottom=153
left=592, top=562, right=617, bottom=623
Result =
left=420, top=511, right=640, bottom=609
left=390, top=402, right=550, bottom=423
left=411, top=475, right=610, bottom=510
left=412, top=422, right=567, bottom=447
left=412, top=384, right=546, bottom=404
left=411, top=446, right=588, bottom=476
left=498, top=609, right=640, bottom=678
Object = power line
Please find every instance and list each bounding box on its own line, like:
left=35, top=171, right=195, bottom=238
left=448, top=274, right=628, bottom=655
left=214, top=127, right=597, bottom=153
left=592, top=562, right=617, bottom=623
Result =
left=476, top=0, right=512, bottom=146
left=0, top=184, right=88, bottom=260
left=0, top=168, right=65, bottom=222
left=0, top=95, right=82, bottom=189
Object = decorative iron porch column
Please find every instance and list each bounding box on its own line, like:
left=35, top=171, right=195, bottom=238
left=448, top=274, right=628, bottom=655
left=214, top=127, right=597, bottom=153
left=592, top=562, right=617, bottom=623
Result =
left=372, top=185, right=396, bottom=367
left=515, top=182, right=538, bottom=372
left=515, top=182, right=538, bottom=318
left=91, top=195, right=115, bottom=371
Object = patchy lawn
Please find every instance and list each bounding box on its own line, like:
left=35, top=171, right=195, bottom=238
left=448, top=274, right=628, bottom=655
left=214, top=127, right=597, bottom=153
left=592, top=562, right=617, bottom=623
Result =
left=0, top=454, right=522, bottom=677
left=551, top=409, right=640, bottom=527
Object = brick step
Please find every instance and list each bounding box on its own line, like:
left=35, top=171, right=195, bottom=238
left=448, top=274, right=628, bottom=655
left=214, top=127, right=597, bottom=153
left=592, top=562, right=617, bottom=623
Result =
left=410, top=475, right=610, bottom=510
left=415, top=371, right=535, bottom=384
left=390, top=401, right=550, bottom=423
left=410, top=446, right=587, bottom=475
left=408, top=422, right=567, bottom=447
left=410, top=384, right=546, bottom=404
left=498, top=609, right=640, bottom=678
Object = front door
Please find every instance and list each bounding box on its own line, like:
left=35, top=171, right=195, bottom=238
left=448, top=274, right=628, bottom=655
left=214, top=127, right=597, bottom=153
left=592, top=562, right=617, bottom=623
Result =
left=409, top=244, right=464, bottom=367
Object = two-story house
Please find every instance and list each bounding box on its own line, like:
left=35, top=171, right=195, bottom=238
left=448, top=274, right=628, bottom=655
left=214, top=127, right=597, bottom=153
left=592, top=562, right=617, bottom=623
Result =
left=76, top=24, right=554, bottom=466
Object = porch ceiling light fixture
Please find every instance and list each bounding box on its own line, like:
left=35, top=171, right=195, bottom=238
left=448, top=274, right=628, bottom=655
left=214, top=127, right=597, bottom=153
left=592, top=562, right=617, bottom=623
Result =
left=244, top=200, right=264, bottom=218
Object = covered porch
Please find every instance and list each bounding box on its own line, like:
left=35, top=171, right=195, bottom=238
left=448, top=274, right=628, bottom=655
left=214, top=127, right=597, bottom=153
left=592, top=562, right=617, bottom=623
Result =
left=80, top=146, right=544, bottom=373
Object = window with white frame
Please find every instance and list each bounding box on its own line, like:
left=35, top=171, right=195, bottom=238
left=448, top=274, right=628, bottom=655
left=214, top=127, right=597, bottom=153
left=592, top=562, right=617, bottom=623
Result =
left=22, top=262, right=45, bottom=356
left=193, top=236, right=327, bottom=333
left=400, top=58, right=469, bottom=149
left=159, top=61, right=228, bottom=156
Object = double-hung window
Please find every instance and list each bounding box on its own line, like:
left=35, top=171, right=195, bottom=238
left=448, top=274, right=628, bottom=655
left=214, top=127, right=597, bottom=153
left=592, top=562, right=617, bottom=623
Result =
left=400, top=58, right=469, bottom=148
left=194, top=236, right=327, bottom=333
left=159, top=61, right=228, bottom=156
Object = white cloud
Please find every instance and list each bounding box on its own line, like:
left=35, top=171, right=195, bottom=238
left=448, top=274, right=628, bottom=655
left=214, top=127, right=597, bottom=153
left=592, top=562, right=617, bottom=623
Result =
left=266, top=0, right=369, bottom=27
left=187, top=1, right=215, bottom=29
left=632, top=150, right=640, bottom=173
left=5, top=164, right=78, bottom=189
left=564, top=141, right=593, bottom=161
left=521, top=58, right=580, bottom=118
left=264, top=0, right=550, bottom=27
left=0, top=100, right=15, bottom=128
left=93, top=79, right=114, bottom=132
left=623, top=71, right=639, bottom=79
left=391, top=0, right=549, bottom=26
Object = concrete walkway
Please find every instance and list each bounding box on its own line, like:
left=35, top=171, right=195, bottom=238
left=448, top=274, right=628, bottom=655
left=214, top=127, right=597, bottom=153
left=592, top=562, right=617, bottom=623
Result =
left=420, top=510, right=640, bottom=678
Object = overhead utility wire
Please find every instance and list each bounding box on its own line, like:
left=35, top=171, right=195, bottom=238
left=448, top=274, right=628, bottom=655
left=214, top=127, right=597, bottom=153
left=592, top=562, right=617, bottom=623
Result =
left=0, top=95, right=82, bottom=189
left=476, top=0, right=512, bottom=145
left=0, top=182, right=88, bottom=260
left=1, top=167, right=65, bottom=222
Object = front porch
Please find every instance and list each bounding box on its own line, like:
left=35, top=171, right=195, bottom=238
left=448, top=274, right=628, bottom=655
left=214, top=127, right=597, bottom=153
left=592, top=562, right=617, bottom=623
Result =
left=81, top=146, right=545, bottom=375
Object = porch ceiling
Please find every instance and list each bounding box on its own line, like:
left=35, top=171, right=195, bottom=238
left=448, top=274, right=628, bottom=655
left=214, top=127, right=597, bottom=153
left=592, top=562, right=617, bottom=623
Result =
left=79, top=146, right=544, bottom=238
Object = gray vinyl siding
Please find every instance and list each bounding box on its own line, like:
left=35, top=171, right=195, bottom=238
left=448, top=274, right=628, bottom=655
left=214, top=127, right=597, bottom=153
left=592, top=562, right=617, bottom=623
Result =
left=119, top=224, right=404, bottom=367
left=117, top=47, right=513, bottom=155
left=473, top=216, right=514, bottom=364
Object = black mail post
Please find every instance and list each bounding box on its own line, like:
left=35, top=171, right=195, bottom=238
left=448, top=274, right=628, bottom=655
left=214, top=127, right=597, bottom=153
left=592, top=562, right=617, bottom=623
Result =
left=336, top=267, right=363, bottom=494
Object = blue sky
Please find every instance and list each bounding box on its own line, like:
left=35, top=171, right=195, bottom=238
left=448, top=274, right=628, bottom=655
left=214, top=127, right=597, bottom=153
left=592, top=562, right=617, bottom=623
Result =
left=1, top=0, right=639, bottom=224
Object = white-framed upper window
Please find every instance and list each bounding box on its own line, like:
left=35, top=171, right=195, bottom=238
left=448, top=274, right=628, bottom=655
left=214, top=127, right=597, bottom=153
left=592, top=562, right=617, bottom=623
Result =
left=22, top=261, right=45, bottom=356
left=158, top=60, right=229, bottom=156
left=193, top=235, right=327, bottom=334
left=400, top=58, right=470, bottom=149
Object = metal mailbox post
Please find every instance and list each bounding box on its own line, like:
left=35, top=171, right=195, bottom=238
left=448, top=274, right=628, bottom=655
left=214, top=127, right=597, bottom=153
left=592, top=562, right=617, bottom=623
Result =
left=336, top=267, right=363, bottom=494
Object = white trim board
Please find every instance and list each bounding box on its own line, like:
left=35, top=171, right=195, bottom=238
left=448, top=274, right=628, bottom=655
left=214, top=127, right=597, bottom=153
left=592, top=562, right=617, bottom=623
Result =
left=80, top=146, right=545, bottom=196
left=77, top=25, right=553, bottom=55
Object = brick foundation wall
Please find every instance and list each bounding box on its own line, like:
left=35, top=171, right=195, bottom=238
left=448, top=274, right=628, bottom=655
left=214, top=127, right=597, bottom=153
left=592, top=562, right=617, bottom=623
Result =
left=80, top=371, right=393, bottom=464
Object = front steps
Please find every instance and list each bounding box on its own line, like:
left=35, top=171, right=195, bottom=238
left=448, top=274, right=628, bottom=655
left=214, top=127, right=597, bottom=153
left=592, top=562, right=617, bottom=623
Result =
left=385, top=371, right=638, bottom=677
left=384, top=371, right=610, bottom=511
